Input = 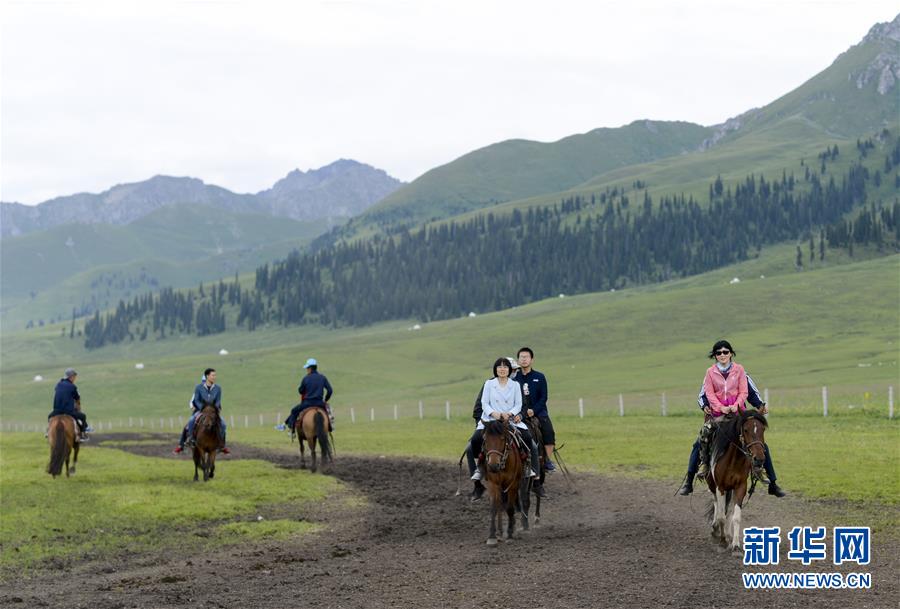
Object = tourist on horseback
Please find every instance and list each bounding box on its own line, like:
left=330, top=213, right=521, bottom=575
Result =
left=470, top=357, right=539, bottom=483
left=678, top=371, right=786, bottom=497
left=692, top=340, right=747, bottom=483
left=48, top=368, right=91, bottom=441
left=516, top=347, right=557, bottom=472
left=283, top=358, right=333, bottom=432
left=173, top=368, right=229, bottom=454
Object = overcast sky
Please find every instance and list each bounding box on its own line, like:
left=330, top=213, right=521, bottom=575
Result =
left=2, top=0, right=897, bottom=204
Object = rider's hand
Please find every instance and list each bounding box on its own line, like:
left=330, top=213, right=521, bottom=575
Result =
left=492, top=412, right=502, bottom=420
left=513, top=415, right=522, bottom=423
left=501, top=412, right=510, bottom=422
left=526, top=409, right=534, bottom=417
left=703, top=406, right=712, bottom=415
left=758, top=404, right=768, bottom=415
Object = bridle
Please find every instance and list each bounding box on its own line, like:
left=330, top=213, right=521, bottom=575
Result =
left=733, top=418, right=765, bottom=462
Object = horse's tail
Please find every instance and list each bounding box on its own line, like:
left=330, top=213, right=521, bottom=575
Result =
left=47, top=420, right=67, bottom=476
left=315, top=411, right=331, bottom=462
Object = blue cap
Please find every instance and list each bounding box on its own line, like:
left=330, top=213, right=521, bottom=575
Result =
left=304, top=358, right=318, bottom=368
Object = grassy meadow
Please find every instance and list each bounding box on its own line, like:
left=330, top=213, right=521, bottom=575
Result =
left=0, top=432, right=336, bottom=572
left=0, top=249, right=897, bottom=573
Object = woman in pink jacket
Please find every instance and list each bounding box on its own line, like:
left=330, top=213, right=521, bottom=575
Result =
left=697, top=340, right=748, bottom=479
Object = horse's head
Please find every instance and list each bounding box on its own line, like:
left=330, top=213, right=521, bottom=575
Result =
left=740, top=410, right=767, bottom=469
left=199, top=403, right=219, bottom=428
left=482, top=420, right=511, bottom=473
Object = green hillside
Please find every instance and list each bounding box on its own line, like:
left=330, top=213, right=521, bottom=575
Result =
left=347, top=18, right=898, bottom=235
left=0, top=205, right=330, bottom=330
left=359, top=121, right=712, bottom=227
left=2, top=248, right=896, bottom=425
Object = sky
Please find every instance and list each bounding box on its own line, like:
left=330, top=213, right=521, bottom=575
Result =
left=1, top=0, right=897, bottom=205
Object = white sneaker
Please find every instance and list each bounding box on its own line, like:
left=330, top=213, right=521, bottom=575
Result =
left=471, top=469, right=483, bottom=481
left=275, top=423, right=286, bottom=431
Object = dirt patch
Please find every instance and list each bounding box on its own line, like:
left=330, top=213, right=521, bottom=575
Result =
left=3, top=433, right=897, bottom=608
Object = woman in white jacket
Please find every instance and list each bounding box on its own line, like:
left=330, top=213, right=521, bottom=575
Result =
left=471, top=357, right=538, bottom=481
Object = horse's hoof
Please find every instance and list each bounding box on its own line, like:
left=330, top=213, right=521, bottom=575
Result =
left=486, top=538, right=498, bottom=546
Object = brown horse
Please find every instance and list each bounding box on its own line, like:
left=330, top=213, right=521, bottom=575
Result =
left=482, top=420, right=526, bottom=546
left=193, top=404, right=223, bottom=482
left=519, top=414, right=544, bottom=530
left=47, top=415, right=79, bottom=478
left=706, top=410, right=768, bottom=552
left=294, top=407, right=331, bottom=473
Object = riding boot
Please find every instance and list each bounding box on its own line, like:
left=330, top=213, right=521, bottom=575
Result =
left=530, top=441, right=540, bottom=478
left=470, top=481, right=485, bottom=501
left=678, top=474, right=694, bottom=495
left=696, top=422, right=712, bottom=480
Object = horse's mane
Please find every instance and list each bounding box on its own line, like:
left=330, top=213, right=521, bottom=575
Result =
left=484, top=419, right=506, bottom=436
left=712, top=410, right=768, bottom=459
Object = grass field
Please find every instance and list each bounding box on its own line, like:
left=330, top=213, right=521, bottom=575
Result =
left=1, top=250, right=896, bottom=425
left=0, top=433, right=336, bottom=572
left=1, top=249, right=896, bottom=571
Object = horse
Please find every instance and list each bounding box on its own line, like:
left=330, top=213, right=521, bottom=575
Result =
left=47, top=415, right=79, bottom=478
left=482, top=419, right=526, bottom=546
left=192, top=403, right=223, bottom=482
left=705, top=410, right=768, bottom=552
left=294, top=406, right=331, bottom=473
left=519, top=414, right=544, bottom=530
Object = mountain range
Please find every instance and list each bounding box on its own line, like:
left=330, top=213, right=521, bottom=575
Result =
left=0, top=159, right=403, bottom=238
left=1, top=13, right=897, bottom=334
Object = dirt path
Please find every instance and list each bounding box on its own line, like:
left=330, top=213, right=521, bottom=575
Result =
left=3, top=435, right=896, bottom=609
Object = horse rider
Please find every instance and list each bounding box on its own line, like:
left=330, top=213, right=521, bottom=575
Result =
left=678, top=371, right=786, bottom=497
left=470, top=357, right=539, bottom=484
left=516, top=346, right=557, bottom=473
left=467, top=357, right=535, bottom=500
left=283, top=358, right=333, bottom=433
left=173, top=368, right=230, bottom=454
left=49, top=368, right=92, bottom=441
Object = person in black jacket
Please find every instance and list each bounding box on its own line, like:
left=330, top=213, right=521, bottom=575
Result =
left=284, top=358, right=334, bottom=431
left=49, top=368, right=91, bottom=441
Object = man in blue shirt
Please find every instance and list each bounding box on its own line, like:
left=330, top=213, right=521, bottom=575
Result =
left=517, top=347, right=557, bottom=472
left=49, top=368, right=90, bottom=440
left=173, top=368, right=229, bottom=454
left=284, top=358, right=334, bottom=432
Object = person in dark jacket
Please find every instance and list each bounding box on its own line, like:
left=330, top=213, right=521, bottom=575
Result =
left=516, top=347, right=557, bottom=472
left=49, top=368, right=91, bottom=440
left=284, top=358, right=333, bottom=431
left=173, top=368, right=230, bottom=454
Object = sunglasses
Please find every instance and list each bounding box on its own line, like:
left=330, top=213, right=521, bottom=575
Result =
left=715, top=350, right=731, bottom=355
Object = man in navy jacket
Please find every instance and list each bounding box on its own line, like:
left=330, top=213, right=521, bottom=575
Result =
left=49, top=368, right=90, bottom=440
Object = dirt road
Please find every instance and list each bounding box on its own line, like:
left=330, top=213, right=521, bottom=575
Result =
left=3, top=437, right=896, bottom=608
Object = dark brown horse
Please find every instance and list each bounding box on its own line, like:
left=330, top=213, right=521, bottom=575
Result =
left=519, top=414, right=544, bottom=529
left=47, top=415, right=79, bottom=478
left=294, top=407, right=331, bottom=473
left=706, top=410, right=768, bottom=551
left=482, top=420, right=525, bottom=546
left=193, top=404, right=223, bottom=482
